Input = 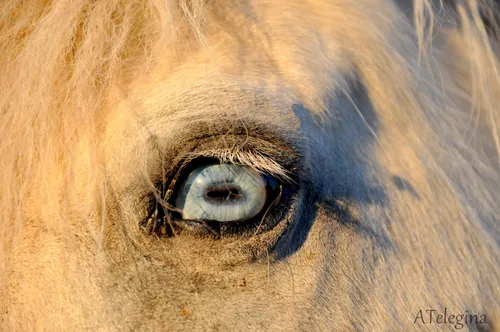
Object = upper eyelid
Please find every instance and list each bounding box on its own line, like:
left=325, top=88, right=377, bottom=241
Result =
left=183, top=149, right=295, bottom=184
left=158, top=121, right=302, bottom=181
left=135, top=121, right=302, bottom=199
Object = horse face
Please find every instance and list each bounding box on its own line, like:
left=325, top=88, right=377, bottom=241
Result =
left=2, top=0, right=499, bottom=330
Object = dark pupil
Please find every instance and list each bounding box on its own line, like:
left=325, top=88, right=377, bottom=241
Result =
left=205, top=186, right=241, bottom=202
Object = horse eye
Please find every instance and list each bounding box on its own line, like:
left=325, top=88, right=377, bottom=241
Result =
left=141, top=158, right=292, bottom=238
left=174, top=164, right=272, bottom=222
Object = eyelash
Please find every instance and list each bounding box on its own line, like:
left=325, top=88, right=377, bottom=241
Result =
left=140, top=157, right=295, bottom=239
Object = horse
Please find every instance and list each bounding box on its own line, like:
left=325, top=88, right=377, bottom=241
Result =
left=1, top=0, right=499, bottom=330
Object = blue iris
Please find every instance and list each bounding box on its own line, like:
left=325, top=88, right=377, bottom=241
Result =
left=175, top=164, right=268, bottom=222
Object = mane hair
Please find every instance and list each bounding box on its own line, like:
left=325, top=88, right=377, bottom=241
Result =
left=0, top=0, right=209, bottom=286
